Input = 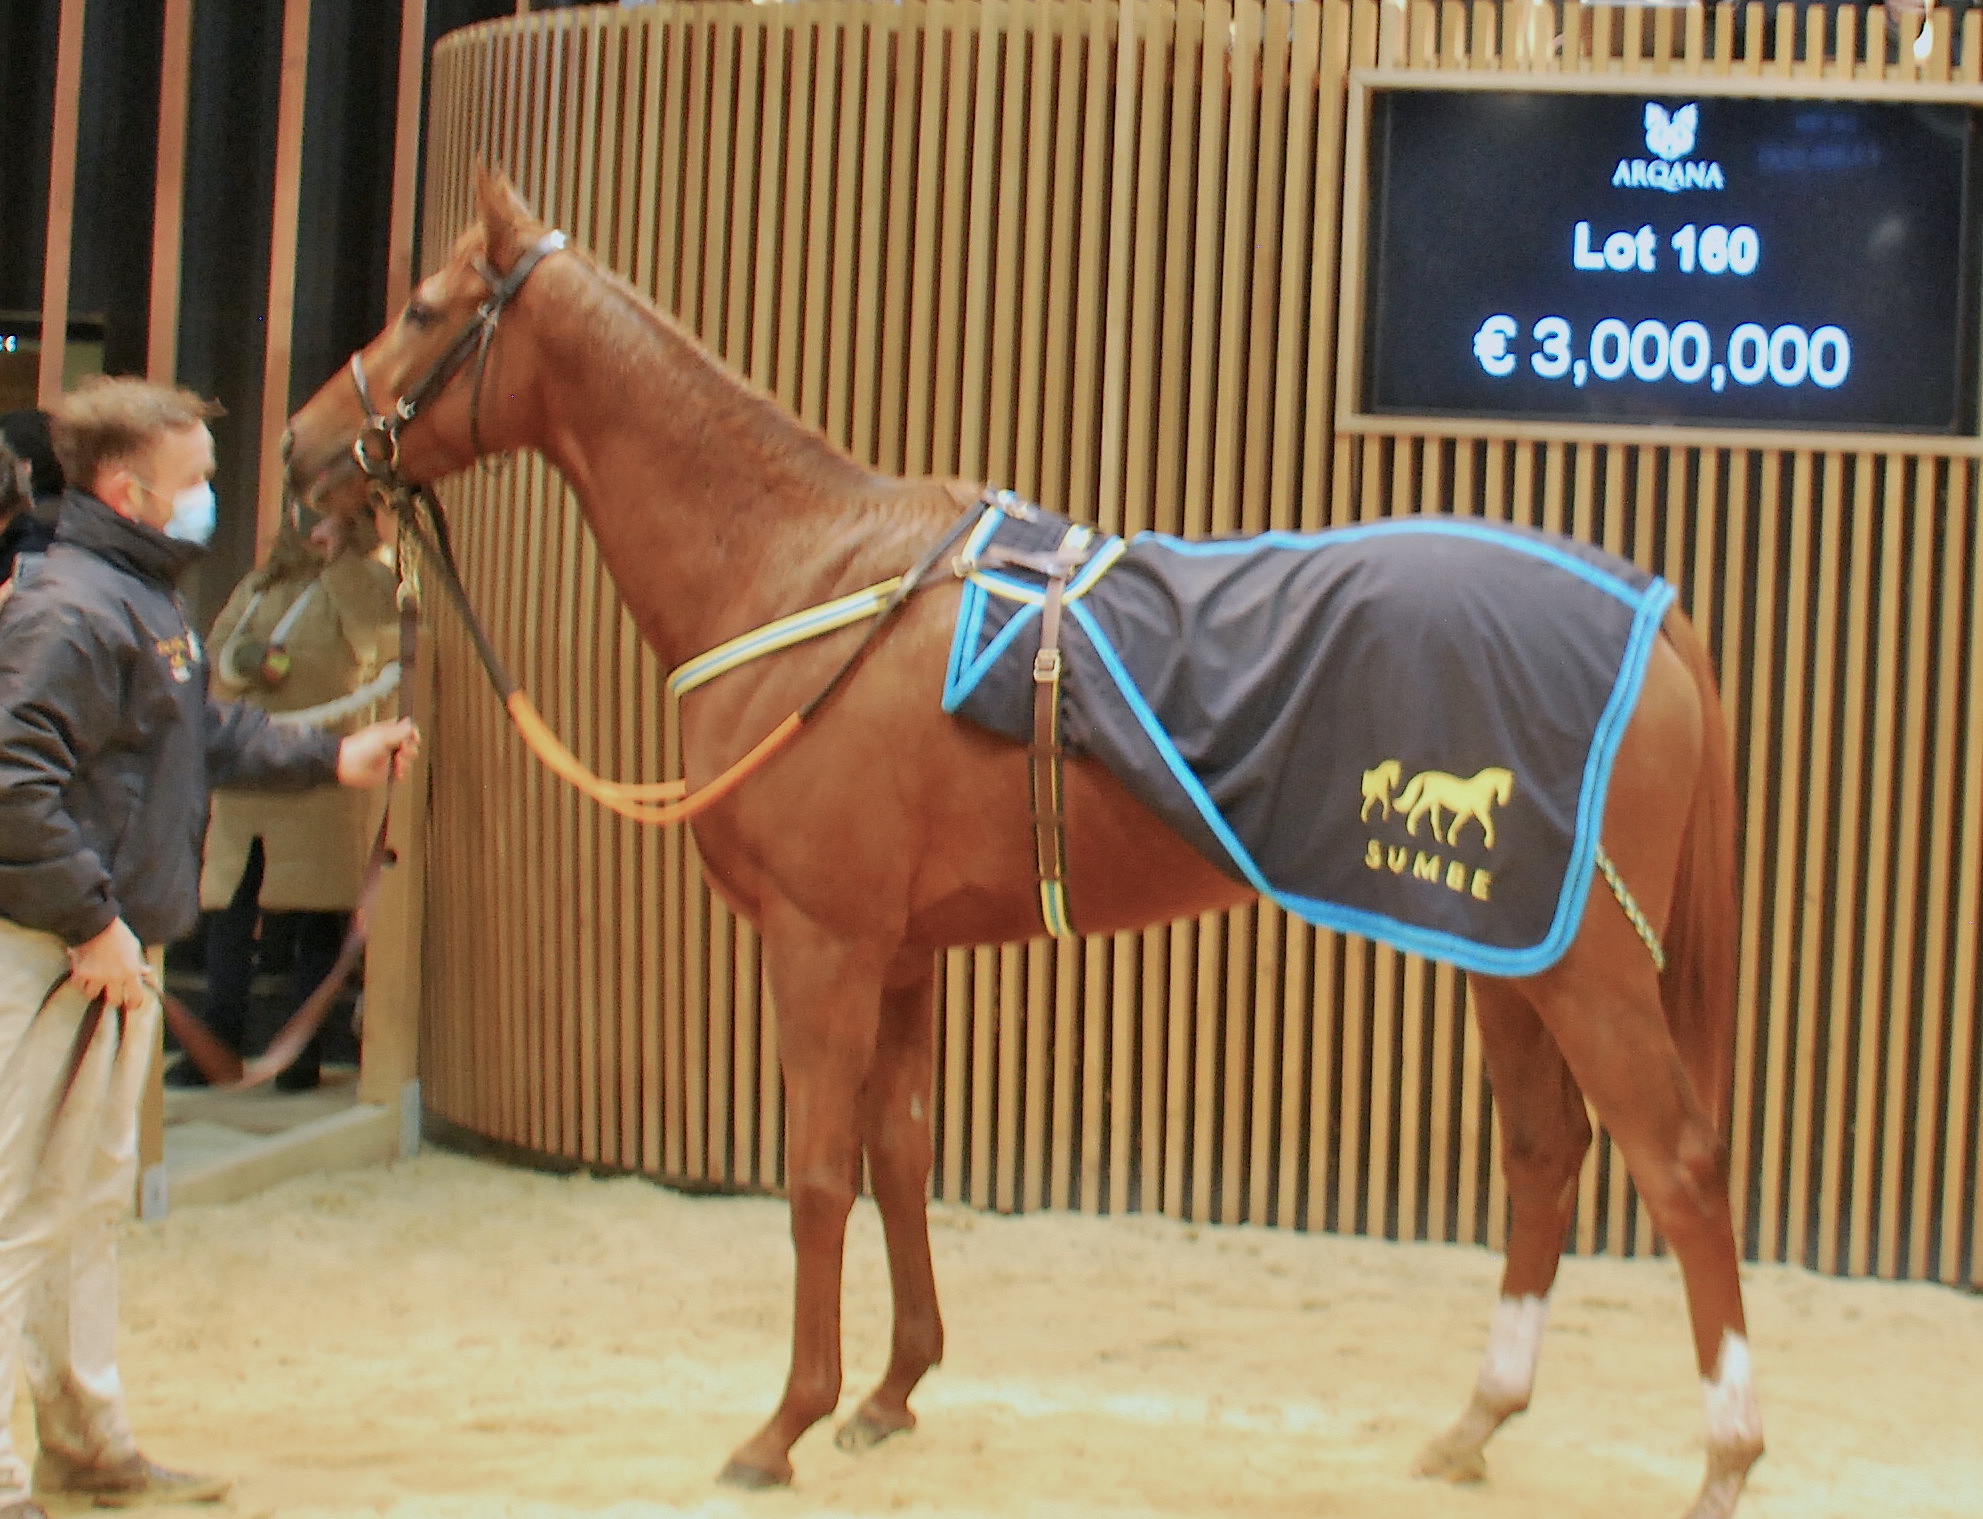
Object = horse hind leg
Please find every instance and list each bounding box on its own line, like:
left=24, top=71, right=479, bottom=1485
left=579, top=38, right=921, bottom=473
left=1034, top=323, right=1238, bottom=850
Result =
left=1416, top=975, right=1591, bottom=1484
left=1523, top=932, right=1762, bottom=1519
left=835, top=962, right=945, bottom=1454
left=1561, top=618, right=1760, bottom=1518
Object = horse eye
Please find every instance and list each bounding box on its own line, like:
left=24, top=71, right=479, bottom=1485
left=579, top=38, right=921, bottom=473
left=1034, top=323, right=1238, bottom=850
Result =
left=403, top=300, right=440, bottom=330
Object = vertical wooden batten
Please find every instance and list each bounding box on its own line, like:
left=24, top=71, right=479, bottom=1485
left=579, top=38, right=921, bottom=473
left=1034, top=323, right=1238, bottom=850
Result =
left=357, top=608, right=431, bottom=1111
left=147, top=0, right=195, bottom=382
left=37, top=0, right=88, bottom=405
left=354, top=0, right=438, bottom=1120
left=256, top=0, right=315, bottom=558
left=125, top=0, right=200, bottom=1198
left=386, top=0, right=432, bottom=318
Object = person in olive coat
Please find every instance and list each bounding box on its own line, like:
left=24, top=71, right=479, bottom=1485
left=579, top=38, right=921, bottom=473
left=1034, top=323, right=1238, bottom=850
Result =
left=178, top=504, right=402, bottom=1091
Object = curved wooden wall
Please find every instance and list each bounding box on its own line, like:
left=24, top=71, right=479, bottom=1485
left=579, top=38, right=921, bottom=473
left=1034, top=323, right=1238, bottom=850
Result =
left=410, top=0, right=1983, bottom=1287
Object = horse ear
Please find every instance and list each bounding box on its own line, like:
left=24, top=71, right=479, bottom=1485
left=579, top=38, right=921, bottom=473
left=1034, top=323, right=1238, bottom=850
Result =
left=472, top=160, right=504, bottom=212
left=472, top=162, right=541, bottom=253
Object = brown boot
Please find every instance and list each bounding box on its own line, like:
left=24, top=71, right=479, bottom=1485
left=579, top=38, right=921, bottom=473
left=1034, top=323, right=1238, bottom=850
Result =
left=32, top=1451, right=229, bottom=1508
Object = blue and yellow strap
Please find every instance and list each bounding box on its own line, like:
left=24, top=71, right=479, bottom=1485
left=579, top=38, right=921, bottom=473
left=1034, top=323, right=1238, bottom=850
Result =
left=669, top=576, right=906, bottom=700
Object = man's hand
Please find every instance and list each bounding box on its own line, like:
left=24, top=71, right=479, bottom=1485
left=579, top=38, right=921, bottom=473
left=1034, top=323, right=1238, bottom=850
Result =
left=337, top=717, right=419, bottom=787
left=69, top=918, right=154, bottom=1013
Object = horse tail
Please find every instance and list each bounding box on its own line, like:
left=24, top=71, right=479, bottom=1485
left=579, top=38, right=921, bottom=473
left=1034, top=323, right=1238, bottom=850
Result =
left=1657, top=608, right=1741, bottom=1142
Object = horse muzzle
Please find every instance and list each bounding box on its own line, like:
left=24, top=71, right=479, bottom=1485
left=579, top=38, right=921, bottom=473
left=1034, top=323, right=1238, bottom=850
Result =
left=285, top=442, right=370, bottom=519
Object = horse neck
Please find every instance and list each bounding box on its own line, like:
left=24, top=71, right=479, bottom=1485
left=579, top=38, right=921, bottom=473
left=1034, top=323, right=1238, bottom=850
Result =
left=512, top=259, right=907, bottom=669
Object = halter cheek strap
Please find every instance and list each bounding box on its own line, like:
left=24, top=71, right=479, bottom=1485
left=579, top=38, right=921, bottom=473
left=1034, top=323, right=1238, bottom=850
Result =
left=348, top=228, right=568, bottom=488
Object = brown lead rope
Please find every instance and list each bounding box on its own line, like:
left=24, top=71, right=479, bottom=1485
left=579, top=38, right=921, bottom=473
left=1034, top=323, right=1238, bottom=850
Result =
left=163, top=587, right=421, bottom=1090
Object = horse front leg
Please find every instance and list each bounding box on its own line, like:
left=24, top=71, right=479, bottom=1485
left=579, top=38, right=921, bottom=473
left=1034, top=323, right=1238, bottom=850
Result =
left=836, top=959, right=943, bottom=1454
left=720, top=912, right=889, bottom=1489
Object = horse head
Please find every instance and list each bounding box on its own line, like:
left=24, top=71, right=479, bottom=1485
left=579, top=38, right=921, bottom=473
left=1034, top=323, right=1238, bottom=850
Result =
left=285, top=165, right=563, bottom=518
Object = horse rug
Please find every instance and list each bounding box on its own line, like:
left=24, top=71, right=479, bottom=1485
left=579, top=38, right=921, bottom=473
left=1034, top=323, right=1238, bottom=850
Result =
left=941, top=501, right=1676, bottom=976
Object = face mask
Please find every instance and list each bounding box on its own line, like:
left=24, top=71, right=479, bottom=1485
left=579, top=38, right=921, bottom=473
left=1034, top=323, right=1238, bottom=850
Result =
left=161, top=481, right=217, bottom=545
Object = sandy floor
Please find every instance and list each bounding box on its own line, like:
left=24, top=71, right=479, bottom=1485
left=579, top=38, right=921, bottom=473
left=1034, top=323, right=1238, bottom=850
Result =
left=26, top=1150, right=1981, bottom=1519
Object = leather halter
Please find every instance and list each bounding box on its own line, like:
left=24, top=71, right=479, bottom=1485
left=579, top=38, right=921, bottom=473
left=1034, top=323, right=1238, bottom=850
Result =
left=331, top=225, right=981, bottom=835
left=347, top=228, right=568, bottom=490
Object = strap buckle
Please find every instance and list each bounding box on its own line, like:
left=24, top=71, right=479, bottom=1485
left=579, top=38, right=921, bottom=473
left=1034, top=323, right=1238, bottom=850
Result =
left=1033, top=647, right=1063, bottom=683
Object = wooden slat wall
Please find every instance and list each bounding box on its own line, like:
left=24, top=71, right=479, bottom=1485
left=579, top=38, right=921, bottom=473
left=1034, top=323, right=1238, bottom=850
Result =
left=415, top=0, right=1983, bottom=1287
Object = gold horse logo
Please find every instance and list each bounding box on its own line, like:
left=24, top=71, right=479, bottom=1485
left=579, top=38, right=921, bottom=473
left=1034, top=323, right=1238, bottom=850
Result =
left=1394, top=766, right=1515, bottom=850
left=1359, top=759, right=1403, bottom=821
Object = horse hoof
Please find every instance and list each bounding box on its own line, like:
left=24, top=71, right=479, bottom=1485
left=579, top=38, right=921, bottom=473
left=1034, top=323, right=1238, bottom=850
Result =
left=1412, top=1433, right=1488, bottom=1485
left=717, top=1456, right=792, bottom=1489
left=833, top=1405, right=915, bottom=1454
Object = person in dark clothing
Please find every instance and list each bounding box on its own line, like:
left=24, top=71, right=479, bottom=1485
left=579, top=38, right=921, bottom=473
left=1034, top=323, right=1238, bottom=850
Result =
left=0, top=411, right=65, bottom=505
left=0, top=437, right=54, bottom=586
left=0, top=377, right=417, bottom=1519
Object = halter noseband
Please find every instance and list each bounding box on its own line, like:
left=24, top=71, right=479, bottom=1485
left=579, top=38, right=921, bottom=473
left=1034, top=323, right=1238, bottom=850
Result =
left=347, top=227, right=568, bottom=491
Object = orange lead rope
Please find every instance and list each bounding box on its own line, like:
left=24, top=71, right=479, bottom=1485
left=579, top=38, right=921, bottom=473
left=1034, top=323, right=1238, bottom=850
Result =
left=398, top=483, right=984, bottom=828
left=504, top=693, right=802, bottom=824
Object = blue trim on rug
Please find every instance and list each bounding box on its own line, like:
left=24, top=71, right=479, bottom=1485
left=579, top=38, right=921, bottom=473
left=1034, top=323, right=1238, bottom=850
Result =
left=937, top=507, right=1677, bottom=975
left=943, top=587, right=1037, bottom=711
left=1545, top=575, right=1676, bottom=966
left=1064, top=572, right=1676, bottom=977
left=1140, top=517, right=1649, bottom=610
left=941, top=522, right=1126, bottom=713
left=1063, top=599, right=1265, bottom=889
left=941, top=506, right=1013, bottom=709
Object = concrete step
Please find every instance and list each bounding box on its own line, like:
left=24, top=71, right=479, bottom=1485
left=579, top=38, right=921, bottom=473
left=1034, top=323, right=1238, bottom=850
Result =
left=156, top=1067, right=412, bottom=1214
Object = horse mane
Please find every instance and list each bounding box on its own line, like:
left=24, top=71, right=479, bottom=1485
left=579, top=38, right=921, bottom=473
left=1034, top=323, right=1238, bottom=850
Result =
left=538, top=241, right=886, bottom=503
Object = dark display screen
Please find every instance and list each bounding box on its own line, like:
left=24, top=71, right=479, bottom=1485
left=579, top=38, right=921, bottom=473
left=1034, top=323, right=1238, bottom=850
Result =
left=1360, top=89, right=1981, bottom=432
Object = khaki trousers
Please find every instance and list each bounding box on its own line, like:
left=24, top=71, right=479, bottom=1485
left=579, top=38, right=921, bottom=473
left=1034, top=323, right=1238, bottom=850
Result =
left=0, top=918, right=152, bottom=1504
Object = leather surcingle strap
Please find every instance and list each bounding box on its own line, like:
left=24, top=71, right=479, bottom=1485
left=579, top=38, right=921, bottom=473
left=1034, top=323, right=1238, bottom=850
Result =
left=970, top=522, right=1096, bottom=940
left=1031, top=526, right=1095, bottom=938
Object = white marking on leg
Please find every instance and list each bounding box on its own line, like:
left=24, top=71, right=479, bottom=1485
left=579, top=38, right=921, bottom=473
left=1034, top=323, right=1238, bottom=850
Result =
left=1702, top=1330, right=1763, bottom=1453
left=1477, top=1294, right=1550, bottom=1409
left=1414, top=1293, right=1551, bottom=1481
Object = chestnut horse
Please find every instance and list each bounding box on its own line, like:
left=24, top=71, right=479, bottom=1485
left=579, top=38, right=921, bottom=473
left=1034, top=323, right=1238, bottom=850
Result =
left=285, top=170, right=1763, bottom=1518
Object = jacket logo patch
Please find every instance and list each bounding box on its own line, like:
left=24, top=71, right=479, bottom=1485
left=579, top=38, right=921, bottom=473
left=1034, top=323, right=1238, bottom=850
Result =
left=1359, top=761, right=1515, bottom=903
left=155, top=634, right=197, bottom=685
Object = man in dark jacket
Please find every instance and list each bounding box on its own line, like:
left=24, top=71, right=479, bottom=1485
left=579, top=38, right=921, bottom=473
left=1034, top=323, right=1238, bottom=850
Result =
left=0, top=377, right=415, bottom=1519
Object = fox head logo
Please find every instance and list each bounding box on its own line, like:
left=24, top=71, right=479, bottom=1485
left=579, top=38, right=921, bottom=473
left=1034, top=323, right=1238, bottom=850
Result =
left=1644, top=102, right=1698, bottom=162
